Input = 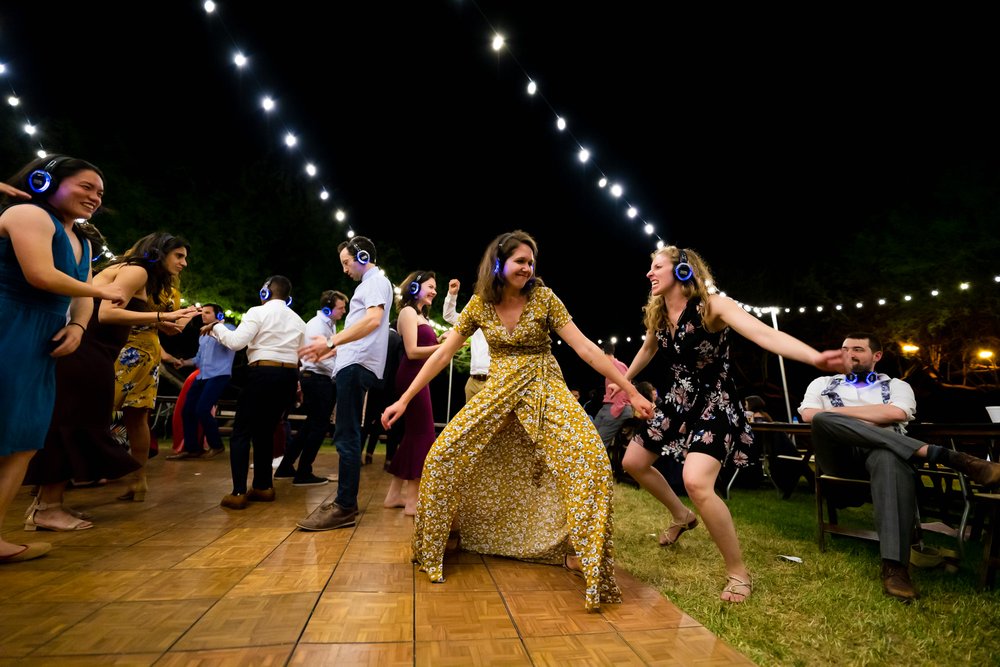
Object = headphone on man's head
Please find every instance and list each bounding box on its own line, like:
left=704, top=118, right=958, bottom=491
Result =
left=846, top=371, right=879, bottom=385
left=493, top=233, right=515, bottom=274
left=320, top=292, right=336, bottom=317
left=27, top=156, right=70, bottom=194
left=346, top=238, right=373, bottom=265
left=674, top=249, right=694, bottom=283
left=216, top=311, right=225, bottom=322
left=408, top=273, right=425, bottom=296
left=259, top=278, right=292, bottom=306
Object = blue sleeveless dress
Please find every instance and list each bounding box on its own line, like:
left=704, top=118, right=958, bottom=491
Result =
left=0, top=210, right=89, bottom=455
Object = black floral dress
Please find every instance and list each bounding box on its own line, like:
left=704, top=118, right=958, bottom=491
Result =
left=632, top=297, right=754, bottom=468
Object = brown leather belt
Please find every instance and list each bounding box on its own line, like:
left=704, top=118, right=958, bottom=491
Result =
left=470, top=374, right=488, bottom=381
left=248, top=360, right=298, bottom=369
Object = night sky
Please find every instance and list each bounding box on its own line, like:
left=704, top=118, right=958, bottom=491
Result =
left=3, top=3, right=998, bottom=360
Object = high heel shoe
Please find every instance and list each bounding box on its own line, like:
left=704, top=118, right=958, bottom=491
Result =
left=117, top=478, right=148, bottom=502
left=25, top=502, right=93, bottom=531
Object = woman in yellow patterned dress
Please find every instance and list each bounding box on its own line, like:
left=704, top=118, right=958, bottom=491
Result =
left=383, top=230, right=654, bottom=611
left=113, top=233, right=196, bottom=500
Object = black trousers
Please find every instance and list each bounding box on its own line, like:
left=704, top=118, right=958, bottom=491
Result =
left=229, top=366, right=298, bottom=494
left=282, top=370, right=335, bottom=477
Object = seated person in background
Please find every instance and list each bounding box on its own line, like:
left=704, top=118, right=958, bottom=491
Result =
left=743, top=395, right=772, bottom=422
left=799, top=331, right=1000, bottom=603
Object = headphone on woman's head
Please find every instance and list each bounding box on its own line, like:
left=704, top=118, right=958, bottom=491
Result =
left=846, top=371, right=878, bottom=385
left=674, top=249, right=695, bottom=283
left=493, top=233, right=514, bottom=274
left=259, top=278, right=292, bottom=306
left=408, top=272, right=425, bottom=296
left=27, top=156, right=69, bottom=194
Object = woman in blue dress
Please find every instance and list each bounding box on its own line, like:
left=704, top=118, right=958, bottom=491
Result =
left=620, top=246, right=846, bottom=603
left=0, top=156, right=125, bottom=563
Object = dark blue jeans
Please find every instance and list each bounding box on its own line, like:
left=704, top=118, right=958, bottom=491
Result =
left=333, top=364, right=379, bottom=509
left=283, top=371, right=335, bottom=477
left=182, top=375, right=231, bottom=453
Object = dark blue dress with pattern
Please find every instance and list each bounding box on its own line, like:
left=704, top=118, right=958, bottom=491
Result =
left=0, top=211, right=89, bottom=455
left=632, top=296, right=755, bottom=468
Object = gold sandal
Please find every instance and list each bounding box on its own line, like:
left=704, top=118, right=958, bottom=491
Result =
left=721, top=574, right=753, bottom=603
left=24, top=502, right=94, bottom=532
left=659, top=510, right=698, bottom=546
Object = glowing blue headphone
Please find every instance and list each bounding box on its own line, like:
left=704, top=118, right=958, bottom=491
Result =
left=27, top=156, right=68, bottom=194
left=259, top=279, right=292, bottom=306
left=347, top=239, right=372, bottom=265
left=408, top=272, right=425, bottom=296
left=846, top=371, right=878, bottom=384
left=674, top=249, right=694, bottom=282
left=216, top=311, right=225, bottom=322
left=493, top=233, right=514, bottom=274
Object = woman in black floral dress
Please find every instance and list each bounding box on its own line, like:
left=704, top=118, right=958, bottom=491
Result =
left=621, top=246, right=845, bottom=603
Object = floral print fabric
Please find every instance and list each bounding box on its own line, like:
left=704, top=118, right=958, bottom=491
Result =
left=413, top=286, right=621, bottom=611
left=632, top=297, right=754, bottom=467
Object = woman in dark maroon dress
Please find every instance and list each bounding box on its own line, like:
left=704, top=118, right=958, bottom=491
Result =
left=383, top=271, right=448, bottom=515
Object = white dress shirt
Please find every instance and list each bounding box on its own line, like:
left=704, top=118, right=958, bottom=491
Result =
left=211, top=299, right=305, bottom=365
left=301, top=310, right=338, bottom=377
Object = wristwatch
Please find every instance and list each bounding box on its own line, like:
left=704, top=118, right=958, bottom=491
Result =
left=326, top=335, right=337, bottom=350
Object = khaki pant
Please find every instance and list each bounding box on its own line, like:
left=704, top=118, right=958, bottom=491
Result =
left=464, top=376, right=488, bottom=403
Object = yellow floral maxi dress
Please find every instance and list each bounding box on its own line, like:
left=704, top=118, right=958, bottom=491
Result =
left=413, top=286, right=622, bottom=611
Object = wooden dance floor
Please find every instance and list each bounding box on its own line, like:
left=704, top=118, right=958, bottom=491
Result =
left=0, top=450, right=753, bottom=665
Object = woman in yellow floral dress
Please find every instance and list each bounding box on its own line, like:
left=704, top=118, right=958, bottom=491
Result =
left=382, top=230, right=654, bottom=611
left=113, top=234, right=196, bottom=500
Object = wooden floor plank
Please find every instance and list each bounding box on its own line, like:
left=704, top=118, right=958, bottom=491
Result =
left=0, top=449, right=750, bottom=665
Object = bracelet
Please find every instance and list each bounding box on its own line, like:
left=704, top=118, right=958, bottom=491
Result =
left=156, top=312, right=161, bottom=323
left=68, top=321, right=87, bottom=333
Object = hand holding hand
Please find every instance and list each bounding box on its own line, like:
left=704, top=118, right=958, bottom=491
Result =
left=629, top=393, right=655, bottom=420
left=199, top=322, right=218, bottom=336
left=166, top=305, right=200, bottom=323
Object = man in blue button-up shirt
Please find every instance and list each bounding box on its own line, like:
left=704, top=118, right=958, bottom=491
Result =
left=168, top=304, right=236, bottom=460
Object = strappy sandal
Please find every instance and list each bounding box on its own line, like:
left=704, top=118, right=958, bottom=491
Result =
left=659, top=510, right=698, bottom=546
left=24, top=497, right=91, bottom=522
left=721, top=574, right=753, bottom=603
left=24, top=502, right=94, bottom=532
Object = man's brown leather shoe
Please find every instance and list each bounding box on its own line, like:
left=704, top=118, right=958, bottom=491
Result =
left=220, top=494, right=248, bottom=510
left=881, top=560, right=919, bottom=602
left=246, top=488, right=276, bottom=502
left=296, top=502, right=357, bottom=531
left=950, top=452, right=1000, bottom=487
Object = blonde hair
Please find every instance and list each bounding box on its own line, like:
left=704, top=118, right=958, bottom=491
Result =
left=642, top=245, right=717, bottom=332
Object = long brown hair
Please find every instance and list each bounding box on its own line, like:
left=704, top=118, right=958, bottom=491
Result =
left=642, top=245, right=717, bottom=332
left=474, top=230, right=545, bottom=304
left=396, top=270, right=435, bottom=315
left=101, top=232, right=190, bottom=308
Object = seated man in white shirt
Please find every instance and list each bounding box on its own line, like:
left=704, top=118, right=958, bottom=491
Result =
left=799, top=331, right=1000, bottom=602
left=202, top=275, right=305, bottom=510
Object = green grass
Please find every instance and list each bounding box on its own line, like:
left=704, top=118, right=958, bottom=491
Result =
left=612, top=481, right=1000, bottom=666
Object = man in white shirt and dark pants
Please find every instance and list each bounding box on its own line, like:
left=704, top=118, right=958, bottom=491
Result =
left=442, top=278, right=491, bottom=402
left=276, top=289, right=347, bottom=486
left=203, top=275, right=305, bottom=510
